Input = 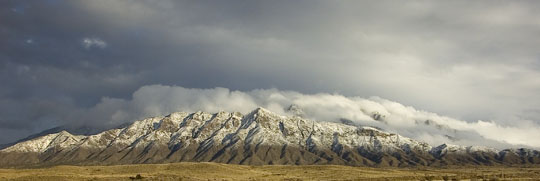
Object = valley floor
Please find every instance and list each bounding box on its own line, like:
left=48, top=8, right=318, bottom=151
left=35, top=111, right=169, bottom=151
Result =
left=0, top=162, right=539, bottom=180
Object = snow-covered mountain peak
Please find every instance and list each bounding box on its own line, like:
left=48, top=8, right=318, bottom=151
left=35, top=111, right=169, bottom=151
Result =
left=166, top=111, right=189, bottom=120
left=249, top=107, right=275, bottom=117
left=1, top=108, right=539, bottom=167
left=1, top=130, right=84, bottom=153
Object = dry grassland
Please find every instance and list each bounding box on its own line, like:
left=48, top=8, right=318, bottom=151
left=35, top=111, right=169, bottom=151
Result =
left=1, top=162, right=539, bottom=180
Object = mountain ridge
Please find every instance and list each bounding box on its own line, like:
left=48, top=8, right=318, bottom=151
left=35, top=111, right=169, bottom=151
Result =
left=0, top=124, right=112, bottom=150
left=1, top=107, right=539, bottom=168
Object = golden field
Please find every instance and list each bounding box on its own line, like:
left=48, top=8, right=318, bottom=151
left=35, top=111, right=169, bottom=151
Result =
left=1, top=162, right=539, bottom=180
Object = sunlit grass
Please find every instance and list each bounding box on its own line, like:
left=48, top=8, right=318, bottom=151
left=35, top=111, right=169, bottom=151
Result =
left=1, top=162, right=539, bottom=180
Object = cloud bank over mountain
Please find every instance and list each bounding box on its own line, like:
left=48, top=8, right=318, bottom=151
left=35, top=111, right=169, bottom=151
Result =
left=74, top=85, right=539, bottom=149
left=1, top=1, right=540, bottom=147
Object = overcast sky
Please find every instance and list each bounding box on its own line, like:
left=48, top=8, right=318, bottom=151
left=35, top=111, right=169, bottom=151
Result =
left=1, top=1, right=540, bottom=147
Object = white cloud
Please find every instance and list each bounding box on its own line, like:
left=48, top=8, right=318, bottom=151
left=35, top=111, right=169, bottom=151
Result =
left=78, top=85, right=540, bottom=149
left=81, top=37, right=107, bottom=49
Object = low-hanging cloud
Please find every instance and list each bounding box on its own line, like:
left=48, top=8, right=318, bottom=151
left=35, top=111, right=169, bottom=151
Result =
left=78, top=85, right=540, bottom=149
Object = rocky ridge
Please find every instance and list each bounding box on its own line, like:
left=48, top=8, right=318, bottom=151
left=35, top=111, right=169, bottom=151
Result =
left=1, top=108, right=539, bottom=167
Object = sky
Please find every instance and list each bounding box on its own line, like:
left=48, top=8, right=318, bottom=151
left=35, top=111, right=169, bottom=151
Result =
left=1, top=0, right=540, bottom=148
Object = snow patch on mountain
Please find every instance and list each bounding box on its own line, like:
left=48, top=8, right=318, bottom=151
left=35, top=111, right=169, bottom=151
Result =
left=1, top=108, right=539, bottom=167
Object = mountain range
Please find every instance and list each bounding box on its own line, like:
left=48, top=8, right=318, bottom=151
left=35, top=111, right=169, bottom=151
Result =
left=1, top=107, right=539, bottom=168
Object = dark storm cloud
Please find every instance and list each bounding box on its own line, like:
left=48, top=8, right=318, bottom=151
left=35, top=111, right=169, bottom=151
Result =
left=1, top=0, right=540, bottom=146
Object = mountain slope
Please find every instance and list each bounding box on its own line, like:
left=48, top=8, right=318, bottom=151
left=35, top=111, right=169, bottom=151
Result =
left=0, top=124, right=111, bottom=150
left=1, top=108, right=539, bottom=167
